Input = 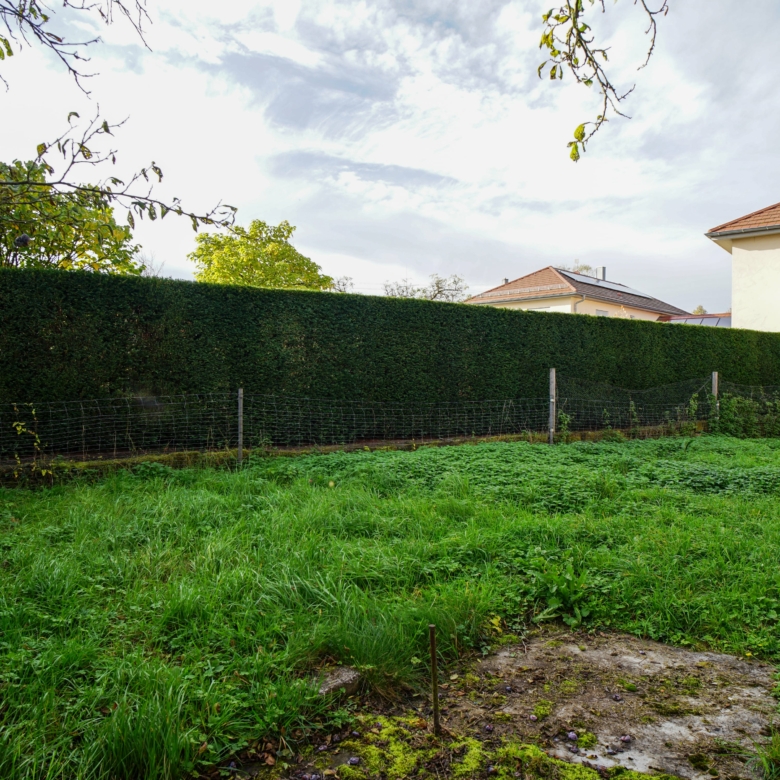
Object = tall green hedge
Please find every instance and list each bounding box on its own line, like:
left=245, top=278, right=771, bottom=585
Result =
left=2, top=268, right=779, bottom=404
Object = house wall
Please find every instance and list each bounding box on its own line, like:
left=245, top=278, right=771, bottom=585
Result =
left=492, top=297, right=575, bottom=314
left=482, top=296, right=663, bottom=320
left=731, top=234, right=780, bottom=332
left=573, top=298, right=660, bottom=321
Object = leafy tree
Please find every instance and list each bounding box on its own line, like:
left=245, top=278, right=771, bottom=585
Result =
left=539, top=1, right=670, bottom=160
left=692, top=305, right=707, bottom=315
left=384, top=274, right=469, bottom=303
left=0, top=159, right=142, bottom=273
left=190, top=220, right=333, bottom=291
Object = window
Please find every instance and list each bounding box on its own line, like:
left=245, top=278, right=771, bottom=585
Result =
left=595, top=309, right=609, bottom=317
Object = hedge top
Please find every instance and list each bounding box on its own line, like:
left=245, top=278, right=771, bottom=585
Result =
left=1, top=267, right=778, bottom=404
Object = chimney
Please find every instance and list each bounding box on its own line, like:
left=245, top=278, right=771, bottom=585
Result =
left=595, top=267, right=606, bottom=281
left=503, top=278, right=509, bottom=285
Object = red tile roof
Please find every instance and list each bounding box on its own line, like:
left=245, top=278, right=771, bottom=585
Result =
left=708, top=202, right=780, bottom=236
left=466, top=267, right=688, bottom=317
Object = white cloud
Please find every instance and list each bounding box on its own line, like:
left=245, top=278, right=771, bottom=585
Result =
left=3, top=0, right=779, bottom=311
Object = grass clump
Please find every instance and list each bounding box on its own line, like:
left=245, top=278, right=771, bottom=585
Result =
left=2, top=436, right=780, bottom=778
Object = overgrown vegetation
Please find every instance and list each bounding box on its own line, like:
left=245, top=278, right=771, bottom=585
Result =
left=1, top=436, right=780, bottom=778
left=713, top=393, right=780, bottom=438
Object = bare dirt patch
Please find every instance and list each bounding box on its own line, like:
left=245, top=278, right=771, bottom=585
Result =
left=449, top=628, right=776, bottom=780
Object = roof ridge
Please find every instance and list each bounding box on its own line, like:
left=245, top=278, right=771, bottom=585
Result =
left=709, top=200, right=780, bottom=234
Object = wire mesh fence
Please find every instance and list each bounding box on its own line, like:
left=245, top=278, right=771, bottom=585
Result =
left=0, top=394, right=551, bottom=464
left=557, top=375, right=714, bottom=434
left=0, top=373, right=775, bottom=466
left=712, top=381, right=780, bottom=438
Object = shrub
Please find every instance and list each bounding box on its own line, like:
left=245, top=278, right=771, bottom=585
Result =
left=3, top=268, right=780, bottom=404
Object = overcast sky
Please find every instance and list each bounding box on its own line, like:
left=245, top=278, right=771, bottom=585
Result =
left=4, top=0, right=780, bottom=311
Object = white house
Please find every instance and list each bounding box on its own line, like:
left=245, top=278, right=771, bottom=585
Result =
left=707, top=202, right=780, bottom=331
left=465, top=266, right=687, bottom=321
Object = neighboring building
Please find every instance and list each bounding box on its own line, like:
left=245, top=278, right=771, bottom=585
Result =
left=666, top=312, right=732, bottom=328
left=707, top=202, right=780, bottom=331
left=465, top=266, right=688, bottom=321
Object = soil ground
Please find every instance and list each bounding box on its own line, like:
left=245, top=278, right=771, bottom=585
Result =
left=230, top=628, right=777, bottom=780
left=472, top=628, right=775, bottom=780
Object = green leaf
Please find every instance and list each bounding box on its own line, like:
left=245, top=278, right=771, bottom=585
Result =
left=573, top=123, right=587, bottom=142
left=569, top=142, right=581, bottom=162
left=67, top=111, right=80, bottom=123
left=36, top=143, right=48, bottom=158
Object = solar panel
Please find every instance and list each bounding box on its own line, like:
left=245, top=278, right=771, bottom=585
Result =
left=556, top=269, right=654, bottom=300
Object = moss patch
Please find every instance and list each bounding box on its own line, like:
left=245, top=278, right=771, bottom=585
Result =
left=293, top=715, right=688, bottom=780
left=451, top=738, right=487, bottom=778
left=533, top=699, right=554, bottom=720
left=560, top=680, right=580, bottom=696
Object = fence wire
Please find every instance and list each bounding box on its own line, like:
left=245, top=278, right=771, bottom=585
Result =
left=0, top=394, right=550, bottom=464
left=1, top=375, right=775, bottom=465
left=720, top=381, right=780, bottom=400
left=556, top=375, right=714, bottom=432
left=713, top=381, right=780, bottom=438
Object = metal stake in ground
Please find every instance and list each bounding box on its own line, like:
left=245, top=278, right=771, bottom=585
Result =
left=428, top=624, right=441, bottom=736
left=548, top=368, right=557, bottom=446
left=237, top=388, right=244, bottom=467
left=712, top=371, right=720, bottom=419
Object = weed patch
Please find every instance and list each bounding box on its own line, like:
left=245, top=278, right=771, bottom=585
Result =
left=1, top=436, right=780, bottom=778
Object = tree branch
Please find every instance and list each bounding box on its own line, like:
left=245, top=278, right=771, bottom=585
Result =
left=0, top=1, right=149, bottom=91
left=538, top=0, right=669, bottom=161
left=1, top=111, right=236, bottom=234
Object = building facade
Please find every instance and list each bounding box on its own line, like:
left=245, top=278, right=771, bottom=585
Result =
left=465, top=266, right=688, bottom=321
left=708, top=202, right=780, bottom=332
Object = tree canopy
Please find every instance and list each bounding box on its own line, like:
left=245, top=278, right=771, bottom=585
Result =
left=0, top=159, right=141, bottom=273
left=189, top=220, right=333, bottom=291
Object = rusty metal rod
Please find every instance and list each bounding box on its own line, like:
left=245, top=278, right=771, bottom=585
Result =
left=429, top=624, right=441, bottom=736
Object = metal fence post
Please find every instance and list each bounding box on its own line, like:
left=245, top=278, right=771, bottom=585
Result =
left=237, top=388, right=244, bottom=467
left=549, top=368, right=556, bottom=445
left=712, top=371, right=719, bottom=418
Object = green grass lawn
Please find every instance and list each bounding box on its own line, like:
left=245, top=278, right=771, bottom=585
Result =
left=2, top=436, right=780, bottom=779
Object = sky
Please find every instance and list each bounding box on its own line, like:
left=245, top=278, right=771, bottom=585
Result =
left=4, top=0, right=780, bottom=312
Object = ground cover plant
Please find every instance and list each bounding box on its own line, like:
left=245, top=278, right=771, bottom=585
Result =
left=1, top=436, right=780, bottom=779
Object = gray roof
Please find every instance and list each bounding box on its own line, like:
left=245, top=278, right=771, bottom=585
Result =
left=556, top=270, right=689, bottom=317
